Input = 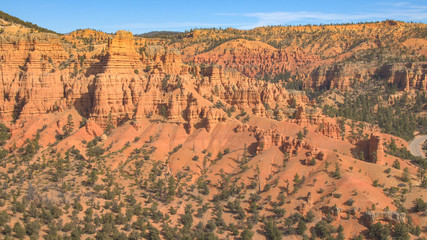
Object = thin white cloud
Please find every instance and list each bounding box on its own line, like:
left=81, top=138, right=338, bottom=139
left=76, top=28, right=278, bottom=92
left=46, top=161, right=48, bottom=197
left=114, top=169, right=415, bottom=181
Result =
left=382, top=1, right=427, bottom=10
left=223, top=2, right=427, bottom=29
left=103, top=21, right=251, bottom=32
left=104, top=2, right=426, bottom=32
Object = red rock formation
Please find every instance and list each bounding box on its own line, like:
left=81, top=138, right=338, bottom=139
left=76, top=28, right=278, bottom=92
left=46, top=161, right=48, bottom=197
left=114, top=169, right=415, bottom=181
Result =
left=236, top=124, right=313, bottom=155
left=252, top=103, right=266, bottom=117
left=0, top=29, right=356, bottom=135
left=316, top=120, right=342, bottom=139
left=103, top=30, right=142, bottom=74
left=190, top=39, right=319, bottom=78
left=68, top=29, right=109, bottom=42
left=364, top=211, right=406, bottom=225
left=309, top=63, right=376, bottom=91
left=89, top=30, right=144, bottom=125
left=143, top=45, right=187, bottom=75
left=309, top=147, right=327, bottom=161
left=378, top=62, right=427, bottom=90
left=0, top=33, right=70, bottom=121
left=205, top=108, right=227, bottom=132
left=367, top=133, right=385, bottom=164
left=289, top=106, right=342, bottom=139
left=198, top=65, right=308, bottom=111
left=89, top=31, right=190, bottom=126
left=308, top=62, right=427, bottom=91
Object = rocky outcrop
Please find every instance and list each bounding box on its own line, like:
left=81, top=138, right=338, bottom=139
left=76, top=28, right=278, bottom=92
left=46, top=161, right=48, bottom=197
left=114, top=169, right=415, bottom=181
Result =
left=205, top=108, right=227, bottom=132
left=89, top=31, right=142, bottom=124
left=143, top=46, right=187, bottom=75
left=89, top=32, right=190, bottom=126
left=86, top=37, right=307, bottom=128
left=68, top=29, right=109, bottom=42
left=304, top=62, right=427, bottom=91
left=289, top=106, right=342, bottom=139
left=0, top=29, right=363, bottom=135
left=0, top=30, right=190, bottom=126
left=364, top=211, right=406, bottom=225
left=316, top=121, right=342, bottom=139
left=252, top=103, right=266, bottom=117
left=235, top=124, right=316, bottom=156
left=198, top=65, right=308, bottom=111
left=378, top=62, right=427, bottom=90
left=190, top=39, right=319, bottom=78
left=195, top=56, right=427, bottom=92
left=367, top=133, right=384, bottom=164
left=309, top=63, right=376, bottom=91
left=180, top=22, right=427, bottom=93
left=308, top=147, right=326, bottom=161
left=0, top=33, right=70, bottom=121
left=102, top=30, right=142, bottom=74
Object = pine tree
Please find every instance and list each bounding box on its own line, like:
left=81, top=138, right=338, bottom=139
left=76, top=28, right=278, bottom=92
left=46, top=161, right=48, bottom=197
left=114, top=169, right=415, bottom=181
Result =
left=263, top=219, right=282, bottom=240
left=105, top=112, right=114, bottom=135
left=63, top=114, right=74, bottom=136
left=241, top=229, right=254, bottom=240
left=297, top=131, right=304, bottom=140
left=401, top=167, right=410, bottom=182
left=296, top=219, right=307, bottom=235
left=13, top=222, right=25, bottom=239
left=367, top=222, right=390, bottom=240
left=332, top=163, right=341, bottom=179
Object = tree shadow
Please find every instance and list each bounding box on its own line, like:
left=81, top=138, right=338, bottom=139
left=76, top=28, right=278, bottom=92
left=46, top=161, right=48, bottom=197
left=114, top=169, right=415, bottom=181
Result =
left=351, top=140, right=369, bottom=161
left=247, top=142, right=258, bottom=156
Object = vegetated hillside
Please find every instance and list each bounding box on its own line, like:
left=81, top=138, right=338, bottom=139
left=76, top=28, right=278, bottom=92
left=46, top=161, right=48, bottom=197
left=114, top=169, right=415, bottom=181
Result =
left=167, top=20, right=426, bottom=63
left=137, top=31, right=183, bottom=38
left=0, top=14, right=425, bottom=240
left=0, top=10, right=56, bottom=34
left=158, top=21, right=427, bottom=92
left=155, top=20, right=427, bottom=141
left=320, top=78, right=427, bottom=141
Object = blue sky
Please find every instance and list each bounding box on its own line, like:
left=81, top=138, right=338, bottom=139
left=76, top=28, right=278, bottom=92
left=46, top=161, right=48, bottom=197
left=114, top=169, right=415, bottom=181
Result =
left=2, top=0, right=427, bottom=34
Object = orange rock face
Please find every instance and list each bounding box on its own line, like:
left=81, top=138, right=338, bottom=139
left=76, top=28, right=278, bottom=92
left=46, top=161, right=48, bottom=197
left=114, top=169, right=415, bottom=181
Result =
left=0, top=29, right=312, bottom=133
left=289, top=105, right=342, bottom=139
left=0, top=33, right=70, bottom=121
left=103, top=30, right=142, bottom=74
left=190, top=39, right=319, bottom=78
left=235, top=124, right=313, bottom=155
left=309, top=63, right=376, bottom=91
left=309, top=62, right=427, bottom=91
left=1, top=21, right=426, bottom=240
left=173, top=22, right=427, bottom=92
left=379, top=62, right=427, bottom=91
left=368, top=133, right=385, bottom=164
